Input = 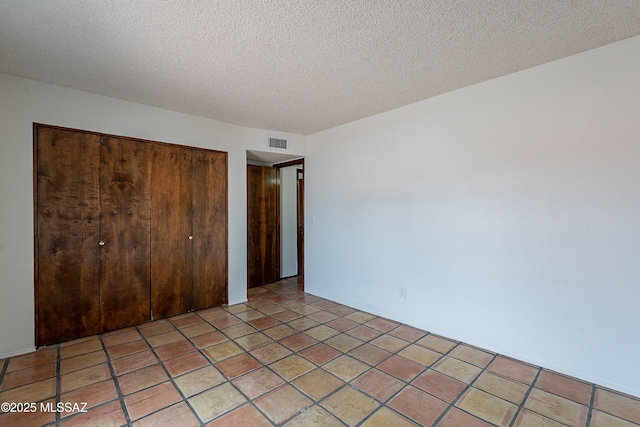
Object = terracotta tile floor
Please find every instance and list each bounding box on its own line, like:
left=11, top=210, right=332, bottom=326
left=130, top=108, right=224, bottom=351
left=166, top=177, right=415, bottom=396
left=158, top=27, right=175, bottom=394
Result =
left=2, top=278, right=640, bottom=426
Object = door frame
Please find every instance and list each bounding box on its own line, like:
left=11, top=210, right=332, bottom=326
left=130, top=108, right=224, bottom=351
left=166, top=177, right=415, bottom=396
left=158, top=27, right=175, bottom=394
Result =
left=273, top=158, right=304, bottom=288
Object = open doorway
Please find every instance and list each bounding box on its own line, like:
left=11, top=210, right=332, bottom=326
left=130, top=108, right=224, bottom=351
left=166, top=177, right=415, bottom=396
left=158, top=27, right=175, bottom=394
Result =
left=246, top=151, right=304, bottom=290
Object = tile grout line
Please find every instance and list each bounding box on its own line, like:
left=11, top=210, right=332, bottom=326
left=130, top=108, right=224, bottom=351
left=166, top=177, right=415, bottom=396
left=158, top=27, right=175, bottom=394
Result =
left=586, top=382, right=597, bottom=426
left=100, top=334, right=133, bottom=427
left=508, top=366, right=542, bottom=427
left=133, top=322, right=209, bottom=426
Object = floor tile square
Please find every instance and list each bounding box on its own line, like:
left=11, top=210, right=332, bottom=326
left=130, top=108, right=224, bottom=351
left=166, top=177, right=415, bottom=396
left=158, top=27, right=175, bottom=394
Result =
left=456, top=387, right=518, bottom=427
left=232, top=367, right=285, bottom=399
left=174, top=366, right=225, bottom=397
left=433, top=356, right=482, bottom=383
left=388, top=385, right=449, bottom=426
left=107, top=340, right=149, bottom=359
left=134, top=402, right=200, bottom=427
left=308, top=311, right=339, bottom=323
left=364, top=317, right=401, bottom=332
left=269, top=355, right=315, bottom=381
left=60, top=339, right=103, bottom=359
left=60, top=363, right=112, bottom=393
left=60, top=350, right=108, bottom=375
left=283, top=405, right=344, bottom=427
left=102, top=329, right=142, bottom=347
left=488, top=356, right=539, bottom=385
left=437, top=407, right=494, bottom=427
left=6, top=347, right=56, bottom=372
left=279, top=332, right=319, bottom=351
left=145, top=331, right=185, bottom=348
left=344, top=311, right=377, bottom=324
left=352, top=368, right=405, bottom=402
left=272, top=310, right=302, bottom=322
left=118, top=364, right=168, bottom=395
left=139, top=321, right=175, bottom=338
left=590, top=410, right=640, bottom=427
left=388, top=325, right=426, bottom=342
left=524, top=388, right=589, bottom=426
left=61, top=378, right=118, bottom=410
left=111, top=350, right=158, bottom=375
left=326, top=305, right=357, bottom=317
left=287, top=317, right=321, bottom=331
left=362, top=407, right=418, bottom=427
left=448, top=344, right=494, bottom=368
left=0, top=362, right=56, bottom=391
left=124, top=381, right=182, bottom=421
left=512, top=408, right=566, bottom=427
left=321, top=386, right=379, bottom=426
left=535, top=370, right=592, bottom=405
left=291, top=305, right=321, bottom=315
left=254, top=384, right=313, bottom=424
left=221, top=323, right=257, bottom=339
left=154, top=340, right=197, bottom=361
left=594, top=388, right=640, bottom=424
left=235, top=309, right=268, bottom=322
left=164, top=351, right=209, bottom=377
left=305, top=324, right=340, bottom=341
left=348, top=343, right=392, bottom=366
left=325, top=333, right=364, bottom=353
left=250, top=342, right=293, bottom=364
left=206, top=403, right=272, bottom=427
left=60, top=400, right=126, bottom=427
left=0, top=378, right=56, bottom=403
left=263, top=324, right=297, bottom=340
left=299, top=343, right=342, bottom=365
left=412, top=369, right=467, bottom=403
left=234, top=332, right=274, bottom=350
left=474, top=371, right=529, bottom=405
left=415, top=334, right=457, bottom=354
left=248, top=316, right=281, bottom=330
left=180, top=322, right=216, bottom=338
left=259, top=304, right=287, bottom=315
left=398, top=344, right=441, bottom=367
left=346, top=325, right=382, bottom=341
left=191, top=331, right=228, bottom=349
left=209, top=314, right=243, bottom=329
left=188, top=382, right=247, bottom=423
left=292, top=368, right=345, bottom=400
left=215, top=353, right=261, bottom=379
left=326, top=318, right=359, bottom=332
left=169, top=313, right=204, bottom=328
left=370, top=334, right=409, bottom=353
left=377, top=355, right=424, bottom=382
left=203, top=341, right=243, bottom=362
left=323, top=355, right=369, bottom=382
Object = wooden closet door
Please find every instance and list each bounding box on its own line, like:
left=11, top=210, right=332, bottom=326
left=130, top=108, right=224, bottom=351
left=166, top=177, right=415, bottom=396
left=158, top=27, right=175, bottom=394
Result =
left=151, top=145, right=193, bottom=319
left=247, top=164, right=280, bottom=288
left=35, top=126, right=101, bottom=346
left=192, top=149, right=228, bottom=309
left=99, top=136, right=152, bottom=331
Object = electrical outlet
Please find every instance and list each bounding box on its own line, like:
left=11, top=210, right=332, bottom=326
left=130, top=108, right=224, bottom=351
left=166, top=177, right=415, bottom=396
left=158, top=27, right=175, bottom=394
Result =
left=399, top=286, right=407, bottom=299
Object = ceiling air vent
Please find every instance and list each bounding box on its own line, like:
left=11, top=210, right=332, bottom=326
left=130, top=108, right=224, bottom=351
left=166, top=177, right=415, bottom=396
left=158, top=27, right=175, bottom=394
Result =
left=269, top=137, right=287, bottom=149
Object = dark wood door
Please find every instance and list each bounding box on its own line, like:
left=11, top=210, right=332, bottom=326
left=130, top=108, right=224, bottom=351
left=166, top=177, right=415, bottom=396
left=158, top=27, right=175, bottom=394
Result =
left=151, top=145, right=193, bottom=319
left=247, top=165, right=280, bottom=288
left=296, top=168, right=305, bottom=286
left=192, top=149, right=228, bottom=308
left=99, top=136, right=152, bottom=331
left=35, top=126, right=101, bottom=346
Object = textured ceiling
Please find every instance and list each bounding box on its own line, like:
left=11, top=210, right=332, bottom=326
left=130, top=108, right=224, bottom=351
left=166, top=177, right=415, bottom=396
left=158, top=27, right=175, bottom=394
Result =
left=1, top=1, right=639, bottom=135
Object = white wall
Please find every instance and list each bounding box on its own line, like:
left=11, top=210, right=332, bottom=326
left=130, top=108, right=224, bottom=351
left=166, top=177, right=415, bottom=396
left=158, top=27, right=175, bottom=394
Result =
left=0, top=74, right=306, bottom=358
left=280, top=166, right=299, bottom=277
left=306, top=36, right=640, bottom=397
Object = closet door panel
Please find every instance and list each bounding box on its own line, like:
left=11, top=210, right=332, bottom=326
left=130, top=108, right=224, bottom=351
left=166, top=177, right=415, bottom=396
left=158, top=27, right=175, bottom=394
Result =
left=247, top=165, right=280, bottom=288
left=151, top=144, right=193, bottom=319
left=99, top=136, right=152, bottom=331
left=192, top=150, right=228, bottom=309
left=35, top=127, right=101, bottom=346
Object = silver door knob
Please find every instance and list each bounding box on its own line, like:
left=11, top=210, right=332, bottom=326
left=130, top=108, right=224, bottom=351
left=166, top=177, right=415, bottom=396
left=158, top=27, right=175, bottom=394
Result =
left=99, top=241, right=105, bottom=246
left=188, top=236, right=193, bottom=240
